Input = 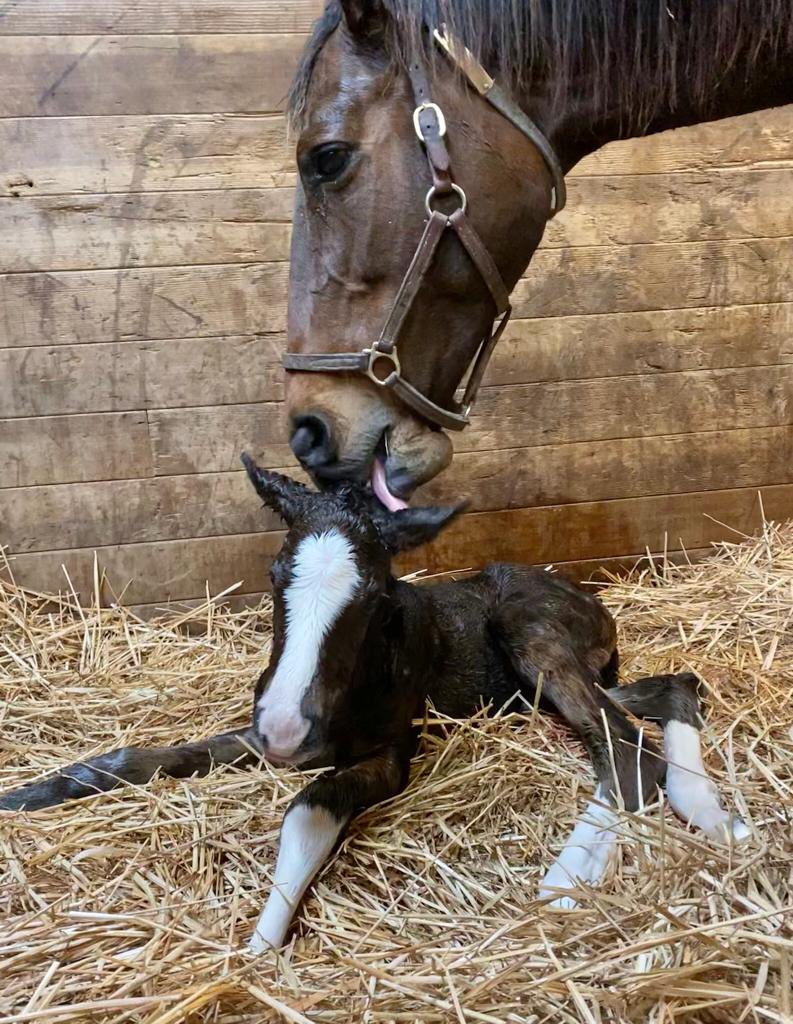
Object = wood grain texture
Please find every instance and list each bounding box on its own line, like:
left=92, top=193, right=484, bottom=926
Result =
left=4, top=235, right=793, bottom=349
left=4, top=301, right=791, bottom=419
left=0, top=411, right=152, bottom=488
left=3, top=426, right=791, bottom=554
left=0, top=335, right=285, bottom=419
left=397, top=485, right=792, bottom=577
left=0, top=0, right=324, bottom=34
left=0, top=189, right=293, bottom=272
left=0, top=262, right=289, bottom=347
left=6, top=484, right=788, bottom=604
left=485, top=302, right=793, bottom=387
left=0, top=34, right=305, bottom=117
left=36, top=363, right=781, bottom=479
left=1, top=114, right=294, bottom=197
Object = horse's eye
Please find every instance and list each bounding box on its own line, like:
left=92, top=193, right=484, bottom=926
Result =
left=305, top=143, right=355, bottom=185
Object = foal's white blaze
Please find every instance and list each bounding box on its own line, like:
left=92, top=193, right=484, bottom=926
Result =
left=249, top=803, right=344, bottom=951
left=539, top=786, right=619, bottom=909
left=664, top=721, right=750, bottom=842
left=257, top=530, right=359, bottom=756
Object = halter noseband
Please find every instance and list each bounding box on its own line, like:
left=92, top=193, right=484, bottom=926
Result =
left=282, top=29, right=567, bottom=432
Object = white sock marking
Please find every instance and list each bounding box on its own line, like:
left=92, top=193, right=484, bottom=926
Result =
left=540, top=787, right=619, bottom=909
left=257, top=530, right=359, bottom=755
left=664, top=721, right=749, bottom=842
left=249, top=804, right=345, bottom=951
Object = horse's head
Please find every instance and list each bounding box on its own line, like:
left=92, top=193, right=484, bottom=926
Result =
left=285, top=0, right=559, bottom=505
left=241, top=454, right=461, bottom=765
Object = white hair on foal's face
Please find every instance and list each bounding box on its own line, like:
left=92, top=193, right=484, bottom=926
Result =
left=256, top=529, right=361, bottom=758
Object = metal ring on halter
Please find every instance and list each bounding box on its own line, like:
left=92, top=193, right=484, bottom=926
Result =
left=413, top=101, right=447, bottom=140
left=425, top=182, right=467, bottom=216
left=365, top=348, right=401, bottom=387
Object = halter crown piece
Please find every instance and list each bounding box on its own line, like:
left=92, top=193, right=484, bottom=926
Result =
left=282, top=28, right=567, bottom=431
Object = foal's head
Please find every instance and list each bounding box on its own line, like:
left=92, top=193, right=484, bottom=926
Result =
left=242, top=454, right=460, bottom=765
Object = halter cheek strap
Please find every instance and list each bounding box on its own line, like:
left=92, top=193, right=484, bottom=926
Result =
left=282, top=30, right=567, bottom=432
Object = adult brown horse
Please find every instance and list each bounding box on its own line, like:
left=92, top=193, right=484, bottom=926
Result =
left=284, top=0, right=793, bottom=507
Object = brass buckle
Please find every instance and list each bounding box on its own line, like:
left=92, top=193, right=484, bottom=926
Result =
left=365, top=348, right=401, bottom=387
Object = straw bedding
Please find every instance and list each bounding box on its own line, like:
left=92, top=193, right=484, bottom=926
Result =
left=1, top=522, right=791, bottom=1023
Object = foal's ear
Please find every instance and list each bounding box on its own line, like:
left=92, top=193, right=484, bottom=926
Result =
left=240, top=453, right=313, bottom=525
left=375, top=504, right=464, bottom=554
left=340, top=0, right=388, bottom=40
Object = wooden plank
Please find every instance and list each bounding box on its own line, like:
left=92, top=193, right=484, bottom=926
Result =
left=0, top=190, right=293, bottom=272
left=0, top=34, right=305, bottom=117
left=461, top=363, right=793, bottom=454
left=148, top=402, right=291, bottom=476
left=5, top=235, right=793, bottom=349
left=3, top=235, right=790, bottom=352
left=3, top=530, right=285, bottom=605
left=0, top=0, right=323, bottom=34
left=4, top=108, right=792, bottom=199
left=0, top=262, right=289, bottom=347
left=0, top=411, right=152, bottom=488
left=485, top=302, right=793, bottom=388
left=3, top=425, right=791, bottom=554
left=397, top=484, right=793, bottom=577
left=122, top=363, right=793, bottom=475
left=544, top=168, right=793, bottom=248
left=6, top=484, right=790, bottom=604
left=1, top=114, right=294, bottom=197
left=513, top=237, right=793, bottom=319
left=5, top=168, right=793, bottom=272
left=5, top=302, right=791, bottom=419
left=427, top=425, right=793, bottom=511
left=0, top=335, right=285, bottom=419
left=581, top=107, right=793, bottom=177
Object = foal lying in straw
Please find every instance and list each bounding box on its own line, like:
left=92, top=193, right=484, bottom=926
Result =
left=0, top=455, right=749, bottom=950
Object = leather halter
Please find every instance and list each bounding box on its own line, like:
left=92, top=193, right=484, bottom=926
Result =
left=282, top=29, right=567, bottom=432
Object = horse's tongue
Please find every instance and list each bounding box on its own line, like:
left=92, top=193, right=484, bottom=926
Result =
left=371, top=459, right=409, bottom=512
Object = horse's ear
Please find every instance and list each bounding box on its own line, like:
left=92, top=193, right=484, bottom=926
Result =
left=339, top=0, right=388, bottom=40
left=374, top=504, right=465, bottom=555
left=240, top=453, right=313, bottom=526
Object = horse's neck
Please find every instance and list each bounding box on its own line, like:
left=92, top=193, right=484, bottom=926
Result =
left=544, top=39, right=793, bottom=170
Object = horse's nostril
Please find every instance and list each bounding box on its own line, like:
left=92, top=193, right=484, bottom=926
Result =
left=290, top=413, right=337, bottom=468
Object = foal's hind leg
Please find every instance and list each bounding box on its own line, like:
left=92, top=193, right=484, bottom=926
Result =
left=607, top=673, right=749, bottom=842
left=0, top=728, right=262, bottom=811
left=497, top=634, right=665, bottom=906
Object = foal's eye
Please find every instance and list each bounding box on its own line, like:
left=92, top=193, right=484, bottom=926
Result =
left=303, top=142, right=356, bottom=186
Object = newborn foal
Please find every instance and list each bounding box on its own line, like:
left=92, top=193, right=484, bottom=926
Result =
left=0, top=457, right=748, bottom=949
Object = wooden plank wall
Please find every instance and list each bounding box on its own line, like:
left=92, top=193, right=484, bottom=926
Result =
left=1, top=1, right=792, bottom=613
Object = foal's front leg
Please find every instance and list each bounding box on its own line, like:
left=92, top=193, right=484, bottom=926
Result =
left=0, top=728, right=262, bottom=811
left=250, top=745, right=410, bottom=951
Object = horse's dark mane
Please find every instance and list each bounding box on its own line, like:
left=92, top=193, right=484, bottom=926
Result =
left=289, top=0, right=793, bottom=128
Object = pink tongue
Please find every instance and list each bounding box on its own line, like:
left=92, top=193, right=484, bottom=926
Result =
left=371, top=459, right=409, bottom=512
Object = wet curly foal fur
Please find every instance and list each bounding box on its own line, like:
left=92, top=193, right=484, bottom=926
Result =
left=0, top=456, right=748, bottom=949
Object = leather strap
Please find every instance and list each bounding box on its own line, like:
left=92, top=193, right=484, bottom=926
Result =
left=376, top=210, right=447, bottom=354
left=484, top=83, right=567, bottom=214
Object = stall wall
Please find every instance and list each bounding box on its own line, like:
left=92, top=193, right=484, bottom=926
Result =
left=2, top=0, right=792, bottom=611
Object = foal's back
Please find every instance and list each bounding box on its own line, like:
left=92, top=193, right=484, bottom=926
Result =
left=424, top=564, right=617, bottom=718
